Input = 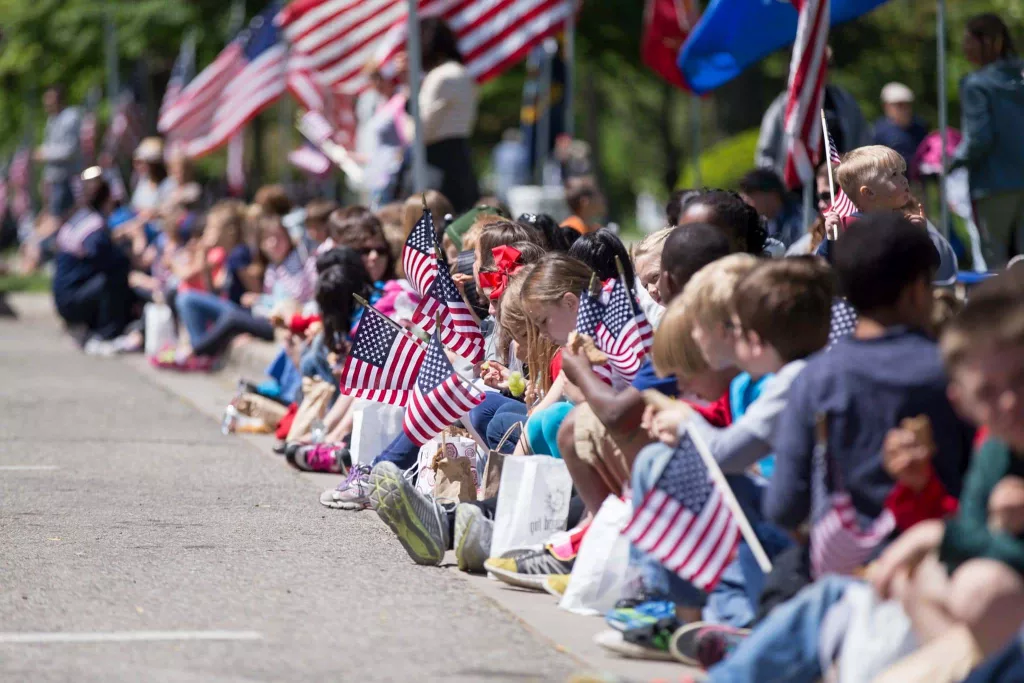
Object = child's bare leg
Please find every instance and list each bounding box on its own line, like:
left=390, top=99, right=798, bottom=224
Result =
left=323, top=394, right=353, bottom=441
left=948, top=558, right=1024, bottom=656
left=902, top=552, right=958, bottom=643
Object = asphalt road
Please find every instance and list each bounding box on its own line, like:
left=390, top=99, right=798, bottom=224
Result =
left=0, top=302, right=580, bottom=683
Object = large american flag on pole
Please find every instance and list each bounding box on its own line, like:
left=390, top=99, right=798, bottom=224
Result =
left=403, top=325, right=485, bottom=446
left=824, top=125, right=857, bottom=217
left=594, top=278, right=653, bottom=383
left=158, top=4, right=288, bottom=158
left=622, top=432, right=742, bottom=591
left=411, top=256, right=485, bottom=363
left=403, top=208, right=439, bottom=297
left=159, top=32, right=197, bottom=154
left=339, top=305, right=427, bottom=406
left=276, top=0, right=576, bottom=95
left=782, top=0, right=829, bottom=190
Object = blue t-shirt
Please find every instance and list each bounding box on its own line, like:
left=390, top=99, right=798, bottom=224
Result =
left=630, top=358, right=679, bottom=397
left=224, top=245, right=254, bottom=305
left=730, top=372, right=775, bottom=477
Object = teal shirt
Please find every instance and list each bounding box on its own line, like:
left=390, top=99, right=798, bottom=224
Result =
left=729, top=372, right=776, bottom=477
left=940, top=437, right=1024, bottom=578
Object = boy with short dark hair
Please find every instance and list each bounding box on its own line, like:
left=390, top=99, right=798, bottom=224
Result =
left=738, top=168, right=802, bottom=248
left=768, top=212, right=973, bottom=543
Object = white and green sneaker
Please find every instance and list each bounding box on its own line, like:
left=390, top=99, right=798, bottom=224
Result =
left=453, top=503, right=494, bottom=573
left=370, top=461, right=450, bottom=566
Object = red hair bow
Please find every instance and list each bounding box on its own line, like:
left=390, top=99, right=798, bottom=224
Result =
left=479, top=245, right=523, bottom=300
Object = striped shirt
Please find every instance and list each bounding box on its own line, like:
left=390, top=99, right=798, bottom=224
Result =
left=55, top=209, right=105, bottom=257
left=263, top=249, right=317, bottom=304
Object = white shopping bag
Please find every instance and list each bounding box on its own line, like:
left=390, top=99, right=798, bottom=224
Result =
left=349, top=400, right=404, bottom=468
left=558, top=495, right=632, bottom=616
left=489, top=456, right=573, bottom=558
left=414, top=436, right=479, bottom=497
left=144, top=303, right=176, bottom=356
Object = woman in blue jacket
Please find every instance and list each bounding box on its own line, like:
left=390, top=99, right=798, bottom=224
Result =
left=951, top=13, right=1024, bottom=269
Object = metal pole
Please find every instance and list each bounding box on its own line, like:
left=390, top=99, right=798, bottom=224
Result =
left=104, top=1, right=119, bottom=103
left=406, top=0, right=428, bottom=193
left=690, top=95, right=702, bottom=187
left=535, top=39, right=556, bottom=186
left=803, top=180, right=814, bottom=233
left=937, top=0, right=949, bottom=238
left=563, top=2, right=575, bottom=138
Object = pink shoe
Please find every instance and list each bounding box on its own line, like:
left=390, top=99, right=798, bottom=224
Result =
left=287, top=444, right=349, bottom=473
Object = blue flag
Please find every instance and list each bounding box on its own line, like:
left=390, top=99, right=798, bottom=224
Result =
left=677, top=0, right=890, bottom=94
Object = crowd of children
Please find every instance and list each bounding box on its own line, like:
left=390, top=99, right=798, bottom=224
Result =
left=39, top=109, right=1024, bottom=681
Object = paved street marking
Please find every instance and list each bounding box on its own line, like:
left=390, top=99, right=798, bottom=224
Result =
left=0, top=631, right=263, bottom=644
left=0, top=466, right=59, bottom=471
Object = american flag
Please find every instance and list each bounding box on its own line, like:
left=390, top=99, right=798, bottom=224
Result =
left=593, top=278, right=653, bottom=383
left=288, top=144, right=333, bottom=176
left=403, top=325, right=485, bottom=446
left=339, top=305, right=427, bottom=406
left=574, top=284, right=614, bottom=385
left=411, top=255, right=485, bottom=363
left=158, top=5, right=287, bottom=158
left=809, top=413, right=895, bottom=578
left=826, top=298, right=857, bottom=350
left=288, top=62, right=357, bottom=151
left=403, top=207, right=439, bottom=296
left=159, top=32, right=197, bottom=154
left=276, top=0, right=576, bottom=95
left=782, top=0, right=829, bottom=190
left=622, top=431, right=742, bottom=591
left=824, top=126, right=857, bottom=217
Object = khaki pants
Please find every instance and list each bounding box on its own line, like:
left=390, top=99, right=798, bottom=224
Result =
left=974, top=189, right=1024, bottom=269
left=573, top=404, right=651, bottom=494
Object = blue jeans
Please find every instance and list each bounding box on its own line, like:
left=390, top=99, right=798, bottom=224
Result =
left=265, top=348, right=303, bottom=405
left=629, top=443, right=792, bottom=625
left=707, top=576, right=854, bottom=683
left=468, top=393, right=528, bottom=453
left=175, top=290, right=273, bottom=356
left=372, top=430, right=419, bottom=471
left=176, top=290, right=235, bottom=346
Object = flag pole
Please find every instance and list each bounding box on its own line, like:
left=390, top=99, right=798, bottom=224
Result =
left=563, top=3, right=575, bottom=139
left=936, top=0, right=950, bottom=239
left=535, top=39, right=556, bottom=185
left=820, top=109, right=836, bottom=208
left=687, top=424, right=773, bottom=574
left=103, top=0, right=119, bottom=103
left=406, top=0, right=428, bottom=193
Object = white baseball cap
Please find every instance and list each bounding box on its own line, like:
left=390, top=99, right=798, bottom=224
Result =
left=881, top=82, right=914, bottom=104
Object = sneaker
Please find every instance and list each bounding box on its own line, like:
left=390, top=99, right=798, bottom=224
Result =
left=369, top=461, right=449, bottom=566
left=669, top=622, right=751, bottom=668
left=484, top=546, right=574, bottom=591
left=318, top=465, right=372, bottom=510
left=84, top=337, right=118, bottom=357
left=288, top=444, right=347, bottom=473
left=592, top=630, right=675, bottom=662
left=453, top=503, right=493, bottom=573
left=542, top=574, right=570, bottom=598
left=605, top=600, right=679, bottom=651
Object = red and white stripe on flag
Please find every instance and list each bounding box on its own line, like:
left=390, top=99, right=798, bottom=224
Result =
left=810, top=492, right=895, bottom=578
left=277, top=0, right=576, bottom=94
left=288, top=62, right=357, bottom=150
left=824, top=127, right=857, bottom=217
left=288, top=146, right=333, bottom=176
left=782, top=0, right=830, bottom=190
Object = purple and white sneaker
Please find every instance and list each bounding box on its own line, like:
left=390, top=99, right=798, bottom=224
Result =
left=319, top=465, right=372, bottom=510
left=288, top=444, right=347, bottom=473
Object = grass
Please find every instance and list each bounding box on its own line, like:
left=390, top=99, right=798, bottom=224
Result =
left=0, top=271, right=51, bottom=293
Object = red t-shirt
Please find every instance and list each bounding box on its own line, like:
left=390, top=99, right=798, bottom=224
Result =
left=685, top=390, right=733, bottom=428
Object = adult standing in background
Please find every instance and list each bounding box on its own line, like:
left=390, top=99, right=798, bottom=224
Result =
left=399, top=17, right=480, bottom=213
left=36, top=85, right=82, bottom=224
left=756, top=50, right=870, bottom=180
left=872, top=82, right=929, bottom=166
left=950, top=13, right=1024, bottom=269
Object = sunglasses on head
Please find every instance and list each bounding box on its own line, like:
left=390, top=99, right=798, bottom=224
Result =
left=817, top=192, right=832, bottom=203
left=356, top=244, right=389, bottom=256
